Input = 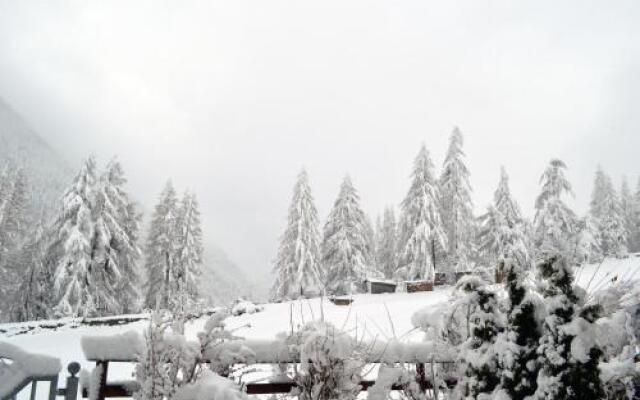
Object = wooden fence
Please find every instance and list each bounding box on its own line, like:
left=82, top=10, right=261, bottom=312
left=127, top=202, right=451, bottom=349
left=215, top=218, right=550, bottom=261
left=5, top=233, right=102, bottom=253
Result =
left=82, top=339, right=457, bottom=399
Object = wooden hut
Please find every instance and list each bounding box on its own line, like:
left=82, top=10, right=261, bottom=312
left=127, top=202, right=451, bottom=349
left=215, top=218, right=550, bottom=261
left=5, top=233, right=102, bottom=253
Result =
left=364, top=279, right=397, bottom=294
left=405, top=280, right=434, bottom=292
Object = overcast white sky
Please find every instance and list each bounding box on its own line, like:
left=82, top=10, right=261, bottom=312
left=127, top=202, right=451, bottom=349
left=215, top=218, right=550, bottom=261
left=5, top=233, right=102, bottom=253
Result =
left=1, top=1, right=639, bottom=281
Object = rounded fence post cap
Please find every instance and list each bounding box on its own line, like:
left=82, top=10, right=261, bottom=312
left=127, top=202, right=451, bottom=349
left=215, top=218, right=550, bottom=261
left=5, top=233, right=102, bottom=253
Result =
left=68, top=362, right=81, bottom=375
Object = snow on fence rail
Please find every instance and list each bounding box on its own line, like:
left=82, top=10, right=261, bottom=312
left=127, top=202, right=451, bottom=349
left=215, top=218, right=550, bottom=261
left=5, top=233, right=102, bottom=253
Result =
left=81, top=333, right=454, bottom=364
left=0, top=342, right=82, bottom=400
left=80, top=332, right=456, bottom=399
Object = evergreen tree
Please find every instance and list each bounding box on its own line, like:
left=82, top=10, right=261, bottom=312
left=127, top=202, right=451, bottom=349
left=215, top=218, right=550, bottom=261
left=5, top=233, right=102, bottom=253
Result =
left=362, top=214, right=377, bottom=269
left=533, top=159, right=576, bottom=257
left=271, top=170, right=323, bottom=299
left=173, top=190, right=204, bottom=311
left=51, top=156, right=100, bottom=317
left=633, top=177, right=640, bottom=252
left=439, top=127, right=475, bottom=272
left=322, top=176, right=373, bottom=294
left=0, top=166, right=29, bottom=264
left=574, top=215, right=602, bottom=264
left=95, top=159, right=142, bottom=314
left=534, top=255, right=604, bottom=400
left=144, top=181, right=179, bottom=309
left=10, top=223, right=51, bottom=321
left=455, top=276, right=503, bottom=398
left=397, top=145, right=446, bottom=281
left=498, top=261, right=541, bottom=399
left=478, top=167, right=529, bottom=271
left=589, top=168, right=627, bottom=257
left=620, top=176, right=635, bottom=252
left=375, top=207, right=398, bottom=279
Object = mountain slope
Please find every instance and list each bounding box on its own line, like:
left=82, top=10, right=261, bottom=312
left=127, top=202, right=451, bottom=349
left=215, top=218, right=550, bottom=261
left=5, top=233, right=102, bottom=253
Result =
left=0, top=98, right=72, bottom=216
left=199, top=242, right=268, bottom=305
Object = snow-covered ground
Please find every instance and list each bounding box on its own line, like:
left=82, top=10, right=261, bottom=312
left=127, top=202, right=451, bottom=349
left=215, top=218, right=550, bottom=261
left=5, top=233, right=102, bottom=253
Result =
left=1, top=257, right=639, bottom=392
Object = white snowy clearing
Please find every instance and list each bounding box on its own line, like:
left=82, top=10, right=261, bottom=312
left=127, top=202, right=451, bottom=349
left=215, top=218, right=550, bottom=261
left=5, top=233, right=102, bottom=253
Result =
left=1, top=257, right=638, bottom=390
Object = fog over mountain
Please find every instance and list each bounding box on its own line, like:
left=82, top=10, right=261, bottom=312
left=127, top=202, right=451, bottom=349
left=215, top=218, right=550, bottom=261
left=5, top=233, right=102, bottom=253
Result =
left=0, top=98, right=71, bottom=217
left=1, top=1, right=639, bottom=296
left=0, top=99, right=262, bottom=303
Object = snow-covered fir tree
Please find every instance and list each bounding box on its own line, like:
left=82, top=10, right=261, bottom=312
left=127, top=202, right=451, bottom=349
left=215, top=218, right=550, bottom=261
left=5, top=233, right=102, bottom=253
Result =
left=172, top=190, right=204, bottom=314
left=633, top=177, right=640, bottom=252
left=574, top=214, right=602, bottom=264
left=322, top=176, right=373, bottom=295
left=478, top=167, right=530, bottom=271
left=271, top=169, right=323, bottom=299
left=362, top=214, right=376, bottom=269
left=534, top=255, right=604, bottom=400
left=589, top=167, right=627, bottom=257
left=47, top=156, right=142, bottom=317
left=375, top=206, right=398, bottom=279
left=620, top=176, right=636, bottom=253
left=95, top=159, right=142, bottom=314
left=50, top=156, right=100, bottom=316
left=496, top=260, right=541, bottom=400
left=397, top=144, right=446, bottom=281
left=439, top=127, right=475, bottom=272
left=0, top=165, right=29, bottom=265
left=144, top=181, right=179, bottom=309
left=454, top=276, right=504, bottom=398
left=9, top=222, right=51, bottom=321
left=533, top=159, right=576, bottom=257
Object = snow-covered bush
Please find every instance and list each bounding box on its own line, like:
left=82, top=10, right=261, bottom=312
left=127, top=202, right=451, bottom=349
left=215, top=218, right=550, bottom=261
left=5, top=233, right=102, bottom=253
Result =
left=174, top=370, right=247, bottom=400
left=134, top=311, right=252, bottom=400
left=590, top=283, right=640, bottom=398
left=495, top=260, right=542, bottom=400
left=281, top=321, right=364, bottom=400
left=452, top=275, right=504, bottom=399
left=230, top=299, right=263, bottom=316
left=534, top=255, right=605, bottom=400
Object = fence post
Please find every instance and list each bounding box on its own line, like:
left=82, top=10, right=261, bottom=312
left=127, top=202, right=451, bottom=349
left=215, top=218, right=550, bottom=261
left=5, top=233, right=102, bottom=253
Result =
left=95, top=361, right=109, bottom=400
left=65, top=362, right=81, bottom=400
left=430, top=358, right=438, bottom=400
left=416, top=363, right=427, bottom=392
left=47, top=377, right=58, bottom=400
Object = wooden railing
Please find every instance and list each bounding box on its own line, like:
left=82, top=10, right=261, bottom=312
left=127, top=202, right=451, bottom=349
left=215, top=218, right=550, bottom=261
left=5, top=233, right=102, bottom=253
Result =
left=82, top=340, right=457, bottom=399
left=1, top=362, right=80, bottom=400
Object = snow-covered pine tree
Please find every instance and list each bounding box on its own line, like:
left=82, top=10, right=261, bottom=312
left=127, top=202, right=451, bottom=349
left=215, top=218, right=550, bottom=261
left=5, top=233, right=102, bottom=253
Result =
left=620, top=177, right=635, bottom=250
left=454, top=276, right=504, bottom=398
left=633, top=177, right=640, bottom=252
left=322, top=176, right=373, bottom=295
left=362, top=214, right=377, bottom=270
left=51, top=156, right=99, bottom=317
left=271, top=170, right=323, bottom=299
left=533, top=159, right=576, bottom=258
left=397, top=145, right=446, bottom=281
left=10, top=222, right=52, bottom=321
left=375, top=207, right=398, bottom=279
left=0, top=166, right=29, bottom=268
left=574, top=214, right=602, bottom=264
left=95, top=159, right=142, bottom=314
left=172, top=190, right=204, bottom=314
left=144, top=181, right=179, bottom=309
left=439, top=127, right=475, bottom=273
left=494, top=166, right=523, bottom=225
left=497, top=260, right=541, bottom=400
left=478, top=167, right=529, bottom=272
left=0, top=165, right=30, bottom=317
left=589, top=168, right=627, bottom=257
left=534, top=255, right=604, bottom=400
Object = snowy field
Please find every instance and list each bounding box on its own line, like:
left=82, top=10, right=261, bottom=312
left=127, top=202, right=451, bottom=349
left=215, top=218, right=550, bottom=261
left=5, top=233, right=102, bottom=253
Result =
left=1, top=257, right=639, bottom=391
